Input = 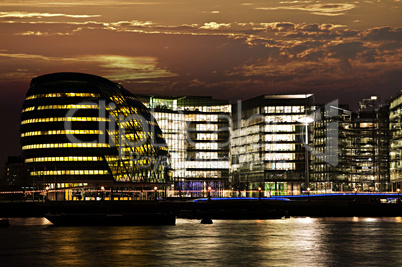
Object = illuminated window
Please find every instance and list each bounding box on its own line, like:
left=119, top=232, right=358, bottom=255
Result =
left=21, top=130, right=103, bottom=137
left=265, top=143, right=295, bottom=151
left=22, top=143, right=109, bottom=150
left=195, top=114, right=218, bottom=121
left=197, top=133, right=218, bottom=140
left=30, top=170, right=109, bottom=176
left=390, top=95, right=402, bottom=109
left=21, top=117, right=109, bottom=125
left=25, top=156, right=103, bottom=163
left=266, top=162, right=295, bottom=170
left=195, top=143, right=219, bottom=150
left=196, top=152, right=218, bottom=159
left=265, top=134, right=295, bottom=142
left=265, top=125, right=295, bottom=132
left=265, top=153, right=295, bottom=161
left=25, top=93, right=100, bottom=100
left=196, top=124, right=218, bottom=131
left=185, top=161, right=229, bottom=169
left=265, top=106, right=276, bottom=113
left=265, top=115, right=302, bottom=123
left=22, top=107, right=35, bottom=112
left=36, top=104, right=99, bottom=110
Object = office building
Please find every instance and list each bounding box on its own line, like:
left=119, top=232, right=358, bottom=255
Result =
left=390, top=90, right=402, bottom=190
left=344, top=97, right=390, bottom=191
left=231, top=94, right=314, bottom=195
left=136, top=95, right=231, bottom=197
left=309, top=103, right=351, bottom=192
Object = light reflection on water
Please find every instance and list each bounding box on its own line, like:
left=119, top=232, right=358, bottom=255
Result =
left=1, top=217, right=402, bottom=266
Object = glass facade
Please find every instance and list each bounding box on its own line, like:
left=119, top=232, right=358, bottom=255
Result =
left=21, top=73, right=169, bottom=197
left=137, top=95, right=231, bottom=196
left=309, top=98, right=390, bottom=193
left=343, top=98, right=390, bottom=192
left=309, top=104, right=351, bottom=192
left=231, top=95, right=314, bottom=196
left=390, top=91, right=402, bottom=190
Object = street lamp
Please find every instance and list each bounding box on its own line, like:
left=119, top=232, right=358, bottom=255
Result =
left=307, top=187, right=311, bottom=200
left=397, top=188, right=400, bottom=203
left=207, top=186, right=212, bottom=200
left=354, top=188, right=357, bottom=196
left=45, top=186, right=49, bottom=201
left=258, top=187, right=262, bottom=200
left=100, top=186, right=105, bottom=200
left=154, top=186, right=158, bottom=201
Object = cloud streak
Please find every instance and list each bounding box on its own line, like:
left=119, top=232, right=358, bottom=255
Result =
left=0, top=11, right=101, bottom=19
left=256, top=3, right=356, bottom=16
left=0, top=1, right=157, bottom=7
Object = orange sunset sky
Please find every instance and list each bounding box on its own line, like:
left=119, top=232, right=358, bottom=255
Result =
left=0, top=0, right=401, bottom=171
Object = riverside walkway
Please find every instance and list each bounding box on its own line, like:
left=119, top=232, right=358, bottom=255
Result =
left=1, top=193, right=402, bottom=218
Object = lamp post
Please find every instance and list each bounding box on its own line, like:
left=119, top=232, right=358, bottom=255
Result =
left=258, top=187, right=262, bottom=200
left=45, top=186, right=49, bottom=201
left=307, top=187, right=311, bottom=200
left=397, top=188, right=400, bottom=203
left=207, top=186, right=212, bottom=200
left=354, top=187, right=357, bottom=196
left=154, top=186, right=158, bottom=201
left=101, top=186, right=105, bottom=200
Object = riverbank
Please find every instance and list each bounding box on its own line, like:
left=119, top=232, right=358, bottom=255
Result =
left=1, top=194, right=402, bottom=219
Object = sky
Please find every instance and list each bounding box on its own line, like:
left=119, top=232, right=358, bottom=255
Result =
left=0, top=0, right=401, bottom=174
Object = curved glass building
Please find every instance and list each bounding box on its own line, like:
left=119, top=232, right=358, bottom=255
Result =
left=21, top=73, right=169, bottom=196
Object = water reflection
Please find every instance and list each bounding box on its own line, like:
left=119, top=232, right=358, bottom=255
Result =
left=1, top=218, right=402, bottom=266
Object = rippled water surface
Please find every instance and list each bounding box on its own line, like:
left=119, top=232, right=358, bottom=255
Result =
left=2, top=217, right=402, bottom=266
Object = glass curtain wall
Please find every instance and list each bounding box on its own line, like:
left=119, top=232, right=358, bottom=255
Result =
left=137, top=95, right=231, bottom=197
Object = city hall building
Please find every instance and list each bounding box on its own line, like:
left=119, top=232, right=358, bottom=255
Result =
left=20, top=73, right=169, bottom=199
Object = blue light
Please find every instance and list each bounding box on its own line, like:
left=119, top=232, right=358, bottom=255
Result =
left=193, top=197, right=290, bottom=202
left=192, top=193, right=402, bottom=202
left=270, top=193, right=401, bottom=198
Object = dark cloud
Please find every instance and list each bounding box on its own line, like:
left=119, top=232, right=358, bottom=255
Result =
left=328, top=42, right=364, bottom=58
left=378, top=42, right=401, bottom=51
left=362, top=27, right=402, bottom=42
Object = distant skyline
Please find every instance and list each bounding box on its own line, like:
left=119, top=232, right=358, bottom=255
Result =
left=0, top=0, right=401, bottom=174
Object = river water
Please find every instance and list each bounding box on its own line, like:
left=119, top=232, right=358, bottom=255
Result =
left=1, top=217, right=402, bottom=266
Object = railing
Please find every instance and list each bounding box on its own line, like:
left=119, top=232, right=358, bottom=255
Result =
left=1, top=189, right=402, bottom=202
